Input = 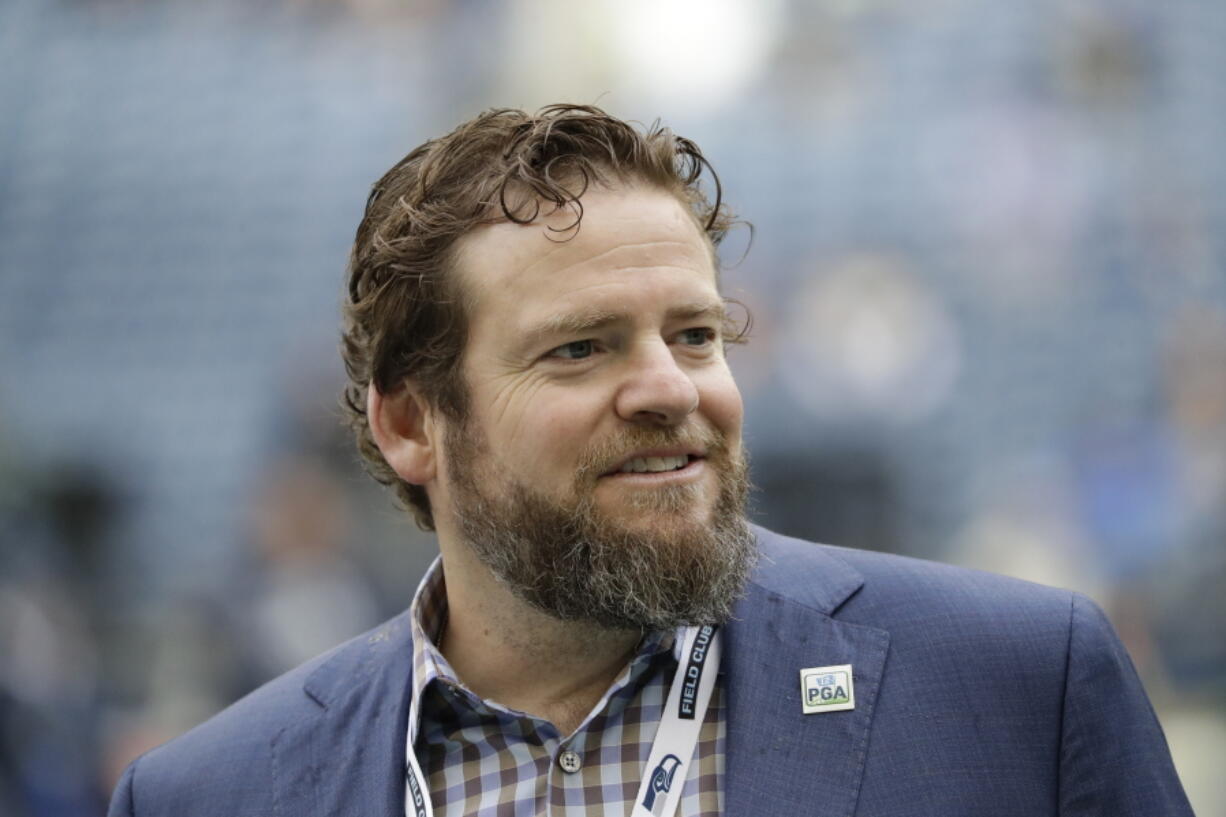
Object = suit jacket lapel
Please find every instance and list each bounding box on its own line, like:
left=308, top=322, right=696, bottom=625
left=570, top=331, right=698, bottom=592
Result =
left=725, top=530, right=890, bottom=817
left=271, top=612, right=415, bottom=817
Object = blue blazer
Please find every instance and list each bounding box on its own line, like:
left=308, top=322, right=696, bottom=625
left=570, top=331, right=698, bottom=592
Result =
left=109, top=527, right=1192, bottom=816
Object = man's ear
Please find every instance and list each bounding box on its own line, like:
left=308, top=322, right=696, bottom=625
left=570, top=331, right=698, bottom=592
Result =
left=367, top=380, right=438, bottom=486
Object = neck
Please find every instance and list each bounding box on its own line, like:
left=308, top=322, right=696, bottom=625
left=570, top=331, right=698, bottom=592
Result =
left=435, top=540, right=642, bottom=736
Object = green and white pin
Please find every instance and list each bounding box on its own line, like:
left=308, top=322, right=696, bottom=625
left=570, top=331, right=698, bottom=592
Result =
left=800, top=664, right=855, bottom=714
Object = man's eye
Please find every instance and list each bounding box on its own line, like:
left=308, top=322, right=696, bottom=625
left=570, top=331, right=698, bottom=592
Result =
left=549, top=340, right=595, bottom=360
left=678, top=327, right=716, bottom=346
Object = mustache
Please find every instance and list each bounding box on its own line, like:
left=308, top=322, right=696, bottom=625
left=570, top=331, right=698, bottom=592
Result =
left=575, top=424, right=729, bottom=480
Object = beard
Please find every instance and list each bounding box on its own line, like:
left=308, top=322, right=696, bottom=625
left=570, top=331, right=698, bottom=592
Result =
left=443, top=418, right=757, bottom=631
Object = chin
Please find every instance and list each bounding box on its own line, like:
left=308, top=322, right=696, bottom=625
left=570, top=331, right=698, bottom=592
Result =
left=599, top=501, right=716, bottom=537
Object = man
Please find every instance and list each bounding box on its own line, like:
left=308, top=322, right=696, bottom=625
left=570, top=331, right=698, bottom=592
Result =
left=109, top=105, right=1192, bottom=816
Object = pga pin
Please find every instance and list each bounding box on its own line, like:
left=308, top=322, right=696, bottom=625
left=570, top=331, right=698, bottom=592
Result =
left=799, top=664, right=855, bottom=714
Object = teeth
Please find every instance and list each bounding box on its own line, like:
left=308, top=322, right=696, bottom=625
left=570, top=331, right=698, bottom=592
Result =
left=619, top=455, right=688, bottom=474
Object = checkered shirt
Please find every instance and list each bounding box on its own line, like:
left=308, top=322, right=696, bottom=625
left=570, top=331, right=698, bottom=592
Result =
left=407, top=558, right=725, bottom=817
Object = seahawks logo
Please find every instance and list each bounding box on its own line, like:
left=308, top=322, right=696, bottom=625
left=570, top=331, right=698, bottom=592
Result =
left=642, top=754, right=682, bottom=812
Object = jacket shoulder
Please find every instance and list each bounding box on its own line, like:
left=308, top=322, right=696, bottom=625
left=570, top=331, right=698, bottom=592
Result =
left=754, top=525, right=1078, bottom=630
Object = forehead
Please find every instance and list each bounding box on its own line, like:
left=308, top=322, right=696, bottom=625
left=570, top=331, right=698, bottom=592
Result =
left=451, top=186, right=719, bottom=318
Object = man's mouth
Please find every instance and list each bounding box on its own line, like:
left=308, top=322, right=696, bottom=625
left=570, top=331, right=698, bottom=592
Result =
left=598, top=449, right=707, bottom=478
left=616, top=454, right=693, bottom=474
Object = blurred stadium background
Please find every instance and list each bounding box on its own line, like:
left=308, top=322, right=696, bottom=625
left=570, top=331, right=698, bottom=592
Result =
left=1, top=0, right=1223, bottom=814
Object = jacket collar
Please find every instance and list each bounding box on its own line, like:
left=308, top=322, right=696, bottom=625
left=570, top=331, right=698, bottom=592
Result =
left=746, top=525, right=865, bottom=614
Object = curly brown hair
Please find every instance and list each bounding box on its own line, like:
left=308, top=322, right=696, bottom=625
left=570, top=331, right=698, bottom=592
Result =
left=341, top=103, right=739, bottom=530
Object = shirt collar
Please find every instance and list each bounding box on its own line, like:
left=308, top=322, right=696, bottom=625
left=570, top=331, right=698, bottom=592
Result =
left=408, top=556, right=452, bottom=745
left=407, top=556, right=681, bottom=742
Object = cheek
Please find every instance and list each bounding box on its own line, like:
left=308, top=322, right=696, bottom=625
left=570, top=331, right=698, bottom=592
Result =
left=492, top=388, right=610, bottom=469
left=698, top=371, right=745, bottom=439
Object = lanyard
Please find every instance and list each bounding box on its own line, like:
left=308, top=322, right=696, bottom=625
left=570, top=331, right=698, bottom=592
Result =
left=404, top=625, right=721, bottom=817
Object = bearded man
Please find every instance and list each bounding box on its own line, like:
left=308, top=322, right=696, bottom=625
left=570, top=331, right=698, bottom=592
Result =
left=109, top=105, right=1191, bottom=817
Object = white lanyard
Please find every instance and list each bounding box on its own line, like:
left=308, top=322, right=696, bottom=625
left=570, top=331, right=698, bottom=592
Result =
left=404, top=625, right=722, bottom=817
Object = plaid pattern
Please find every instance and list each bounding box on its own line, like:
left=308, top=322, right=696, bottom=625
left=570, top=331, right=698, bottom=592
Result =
left=407, top=558, right=725, bottom=817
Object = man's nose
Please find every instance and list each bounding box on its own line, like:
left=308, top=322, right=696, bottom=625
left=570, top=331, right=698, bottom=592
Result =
left=614, top=342, right=700, bottom=426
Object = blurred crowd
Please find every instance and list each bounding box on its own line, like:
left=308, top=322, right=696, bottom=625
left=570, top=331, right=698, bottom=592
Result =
left=1, top=0, right=1223, bottom=814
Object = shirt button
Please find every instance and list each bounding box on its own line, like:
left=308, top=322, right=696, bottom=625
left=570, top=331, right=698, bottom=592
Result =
left=557, top=750, right=582, bottom=774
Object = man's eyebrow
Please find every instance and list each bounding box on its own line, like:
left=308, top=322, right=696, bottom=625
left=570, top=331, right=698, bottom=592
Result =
left=665, top=301, right=728, bottom=323
left=526, top=309, right=622, bottom=342
left=525, top=301, right=729, bottom=342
